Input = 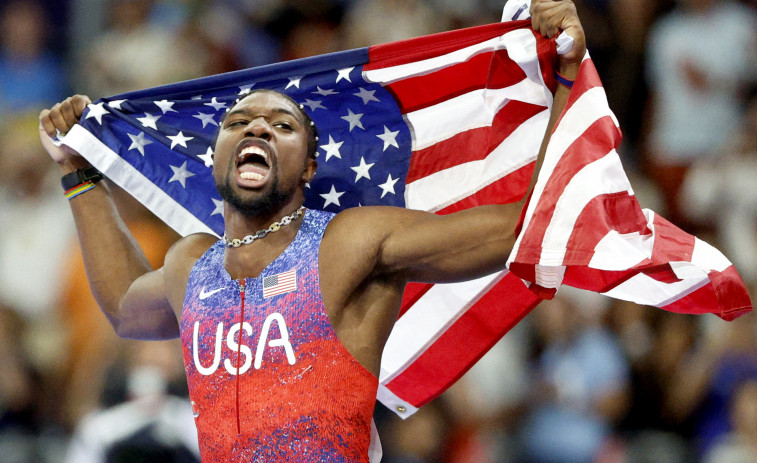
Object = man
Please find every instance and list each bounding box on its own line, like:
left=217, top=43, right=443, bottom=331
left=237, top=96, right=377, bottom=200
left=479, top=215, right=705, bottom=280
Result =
left=39, top=1, right=586, bottom=460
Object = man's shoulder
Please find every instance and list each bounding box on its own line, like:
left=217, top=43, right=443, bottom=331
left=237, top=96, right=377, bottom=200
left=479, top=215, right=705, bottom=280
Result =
left=164, top=233, right=218, bottom=269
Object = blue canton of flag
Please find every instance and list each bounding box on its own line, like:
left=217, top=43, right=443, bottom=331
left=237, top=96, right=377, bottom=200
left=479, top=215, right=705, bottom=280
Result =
left=71, top=49, right=411, bottom=237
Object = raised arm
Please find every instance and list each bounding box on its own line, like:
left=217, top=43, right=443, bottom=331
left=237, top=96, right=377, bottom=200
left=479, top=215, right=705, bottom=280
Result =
left=332, top=0, right=586, bottom=285
left=38, top=96, right=213, bottom=340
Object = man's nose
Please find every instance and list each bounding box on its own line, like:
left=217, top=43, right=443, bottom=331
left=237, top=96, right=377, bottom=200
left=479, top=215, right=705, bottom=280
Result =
left=246, top=118, right=271, bottom=139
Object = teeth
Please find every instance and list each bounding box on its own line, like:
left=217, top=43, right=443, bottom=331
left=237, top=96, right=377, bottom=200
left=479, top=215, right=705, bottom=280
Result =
left=240, top=172, right=264, bottom=181
left=239, top=146, right=268, bottom=163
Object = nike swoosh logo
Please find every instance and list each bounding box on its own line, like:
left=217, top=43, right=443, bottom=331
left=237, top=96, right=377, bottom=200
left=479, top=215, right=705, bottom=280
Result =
left=199, top=287, right=223, bottom=300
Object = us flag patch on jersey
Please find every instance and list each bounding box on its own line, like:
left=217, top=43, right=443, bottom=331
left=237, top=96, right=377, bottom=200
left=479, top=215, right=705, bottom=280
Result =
left=263, top=269, right=297, bottom=298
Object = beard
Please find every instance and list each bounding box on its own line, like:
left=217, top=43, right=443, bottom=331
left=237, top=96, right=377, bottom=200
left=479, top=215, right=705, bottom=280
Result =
left=216, top=168, right=291, bottom=216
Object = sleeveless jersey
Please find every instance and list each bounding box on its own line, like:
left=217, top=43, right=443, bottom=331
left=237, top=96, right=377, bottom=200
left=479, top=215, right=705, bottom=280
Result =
left=180, top=209, right=379, bottom=461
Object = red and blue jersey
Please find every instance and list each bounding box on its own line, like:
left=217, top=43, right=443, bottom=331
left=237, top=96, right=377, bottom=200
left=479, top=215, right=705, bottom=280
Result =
left=180, top=209, right=379, bottom=461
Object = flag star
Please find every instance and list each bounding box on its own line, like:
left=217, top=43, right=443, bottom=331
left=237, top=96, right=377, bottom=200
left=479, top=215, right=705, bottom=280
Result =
left=341, top=109, right=364, bottom=132
left=319, top=135, right=344, bottom=161
left=193, top=112, right=219, bottom=128
left=320, top=185, right=345, bottom=208
left=354, top=87, right=380, bottom=105
left=168, top=161, right=196, bottom=188
left=238, top=84, right=254, bottom=95
left=137, top=112, right=161, bottom=130
left=350, top=157, right=375, bottom=182
left=167, top=131, right=194, bottom=149
left=379, top=173, right=399, bottom=198
left=205, top=97, right=228, bottom=111
left=127, top=132, right=153, bottom=156
left=313, top=86, right=338, bottom=96
left=108, top=99, right=127, bottom=110
left=198, top=146, right=214, bottom=167
left=302, top=99, right=326, bottom=111
left=191, top=95, right=204, bottom=100
left=376, top=126, right=400, bottom=151
left=85, top=103, right=110, bottom=124
left=336, top=67, right=355, bottom=83
left=286, top=76, right=303, bottom=89
left=211, top=198, right=224, bottom=216
left=154, top=99, right=177, bottom=114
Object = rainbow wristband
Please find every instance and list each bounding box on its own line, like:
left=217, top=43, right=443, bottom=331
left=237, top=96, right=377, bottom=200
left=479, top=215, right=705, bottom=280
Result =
left=555, top=71, right=574, bottom=89
left=64, top=181, right=96, bottom=200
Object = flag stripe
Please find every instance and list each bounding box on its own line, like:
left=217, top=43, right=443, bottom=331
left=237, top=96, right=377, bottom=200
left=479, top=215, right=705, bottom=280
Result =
left=405, top=109, right=547, bottom=212
left=406, top=100, right=545, bottom=183
left=383, top=272, right=540, bottom=407
left=383, top=50, right=527, bottom=114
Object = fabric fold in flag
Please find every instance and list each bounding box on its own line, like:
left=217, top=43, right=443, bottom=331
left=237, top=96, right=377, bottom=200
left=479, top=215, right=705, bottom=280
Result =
left=506, top=55, right=752, bottom=322
left=60, top=3, right=751, bottom=418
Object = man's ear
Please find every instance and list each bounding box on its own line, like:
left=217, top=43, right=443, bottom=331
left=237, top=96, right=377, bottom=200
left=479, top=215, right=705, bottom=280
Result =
left=302, top=157, right=317, bottom=185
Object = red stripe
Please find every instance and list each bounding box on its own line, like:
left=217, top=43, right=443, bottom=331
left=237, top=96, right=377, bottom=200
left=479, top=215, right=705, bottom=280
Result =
left=366, top=21, right=531, bottom=71
left=384, top=50, right=527, bottom=114
left=514, top=114, right=622, bottom=263
left=649, top=213, right=695, bottom=263
left=385, top=272, right=541, bottom=407
left=562, top=192, right=648, bottom=265
left=406, top=100, right=545, bottom=183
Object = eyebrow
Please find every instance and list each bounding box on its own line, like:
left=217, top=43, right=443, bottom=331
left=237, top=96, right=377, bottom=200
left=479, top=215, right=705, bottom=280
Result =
left=225, top=107, right=303, bottom=124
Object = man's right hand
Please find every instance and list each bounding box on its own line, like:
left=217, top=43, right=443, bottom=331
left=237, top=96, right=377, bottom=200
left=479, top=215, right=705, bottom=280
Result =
left=38, top=95, right=92, bottom=166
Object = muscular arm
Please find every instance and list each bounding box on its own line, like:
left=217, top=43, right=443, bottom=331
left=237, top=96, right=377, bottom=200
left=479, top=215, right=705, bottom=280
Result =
left=39, top=97, right=215, bottom=340
left=338, top=0, right=584, bottom=285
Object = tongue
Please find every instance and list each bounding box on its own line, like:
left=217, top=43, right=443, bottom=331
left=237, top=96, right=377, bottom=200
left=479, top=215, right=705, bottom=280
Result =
left=238, top=164, right=269, bottom=176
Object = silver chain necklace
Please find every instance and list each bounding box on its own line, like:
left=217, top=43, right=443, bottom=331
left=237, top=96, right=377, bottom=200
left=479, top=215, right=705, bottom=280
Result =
left=222, top=206, right=306, bottom=248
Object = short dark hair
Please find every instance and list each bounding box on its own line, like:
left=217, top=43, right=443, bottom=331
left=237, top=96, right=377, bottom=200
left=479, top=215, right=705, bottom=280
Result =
left=216, top=89, right=319, bottom=159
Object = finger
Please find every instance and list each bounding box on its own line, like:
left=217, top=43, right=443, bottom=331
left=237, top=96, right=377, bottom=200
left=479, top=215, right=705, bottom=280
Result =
left=71, top=95, right=92, bottom=118
left=59, top=98, right=81, bottom=129
left=39, top=109, right=58, bottom=139
left=47, top=100, right=76, bottom=135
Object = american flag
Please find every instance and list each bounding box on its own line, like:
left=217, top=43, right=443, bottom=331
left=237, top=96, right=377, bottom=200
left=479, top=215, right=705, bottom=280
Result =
left=60, top=1, right=751, bottom=418
left=262, top=269, right=297, bottom=299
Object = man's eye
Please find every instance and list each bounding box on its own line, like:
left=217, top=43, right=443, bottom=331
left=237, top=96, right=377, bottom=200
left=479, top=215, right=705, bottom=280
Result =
left=275, top=122, right=293, bottom=130
left=227, top=120, right=247, bottom=127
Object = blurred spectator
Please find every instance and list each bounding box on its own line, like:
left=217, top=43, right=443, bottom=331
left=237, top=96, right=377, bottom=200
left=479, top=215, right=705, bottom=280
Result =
left=703, top=378, right=757, bottom=463
left=343, top=0, right=451, bottom=49
left=77, top=0, right=210, bottom=97
left=665, top=312, right=757, bottom=458
left=441, top=322, right=531, bottom=462
left=0, top=305, right=44, bottom=463
left=681, top=94, right=757, bottom=285
left=0, top=116, right=74, bottom=320
left=515, top=289, right=630, bottom=463
left=642, top=0, right=757, bottom=229
left=0, top=1, right=68, bottom=118
left=613, top=307, right=698, bottom=463
left=64, top=340, right=200, bottom=463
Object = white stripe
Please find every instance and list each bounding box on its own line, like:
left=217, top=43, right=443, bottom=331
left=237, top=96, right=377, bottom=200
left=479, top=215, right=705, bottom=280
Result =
left=405, top=109, right=548, bottom=211
left=405, top=80, right=551, bottom=151
left=379, top=271, right=506, bottom=384
left=62, top=125, right=217, bottom=237
left=376, top=384, right=417, bottom=419
left=589, top=230, right=654, bottom=270
left=690, top=237, right=732, bottom=273
left=537, top=150, right=632, bottom=268
left=602, top=272, right=710, bottom=308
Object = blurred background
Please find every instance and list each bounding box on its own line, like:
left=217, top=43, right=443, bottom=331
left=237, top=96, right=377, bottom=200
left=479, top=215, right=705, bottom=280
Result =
left=0, top=0, right=756, bottom=462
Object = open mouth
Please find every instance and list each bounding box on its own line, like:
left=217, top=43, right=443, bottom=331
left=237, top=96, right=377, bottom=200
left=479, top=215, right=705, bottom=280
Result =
left=236, top=144, right=271, bottom=182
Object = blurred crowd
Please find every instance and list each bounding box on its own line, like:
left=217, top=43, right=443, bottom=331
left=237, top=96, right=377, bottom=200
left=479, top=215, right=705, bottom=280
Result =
left=0, top=0, right=755, bottom=462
